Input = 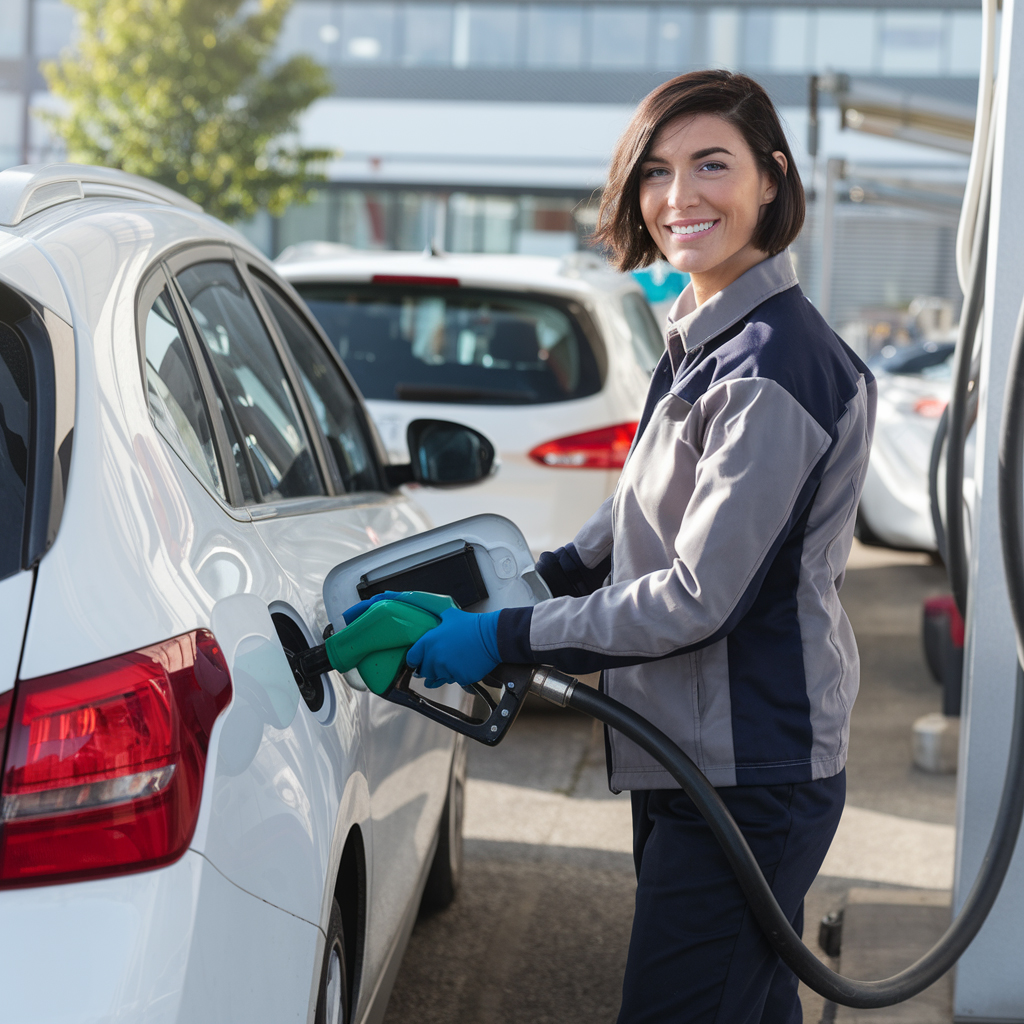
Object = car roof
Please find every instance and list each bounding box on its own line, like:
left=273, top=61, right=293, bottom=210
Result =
left=274, top=245, right=641, bottom=299
left=0, top=164, right=271, bottom=328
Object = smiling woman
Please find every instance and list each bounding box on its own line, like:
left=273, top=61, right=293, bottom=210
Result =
left=595, top=69, right=804, bottom=296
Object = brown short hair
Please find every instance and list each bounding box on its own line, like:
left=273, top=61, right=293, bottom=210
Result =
left=594, top=70, right=805, bottom=271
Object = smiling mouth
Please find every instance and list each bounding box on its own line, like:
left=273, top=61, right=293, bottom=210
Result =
left=668, top=220, right=718, bottom=237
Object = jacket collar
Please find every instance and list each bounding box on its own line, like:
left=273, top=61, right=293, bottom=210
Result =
left=664, top=250, right=799, bottom=371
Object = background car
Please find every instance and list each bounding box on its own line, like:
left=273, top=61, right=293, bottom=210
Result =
left=858, top=339, right=958, bottom=550
left=0, top=163, right=494, bottom=1024
left=276, top=245, right=663, bottom=555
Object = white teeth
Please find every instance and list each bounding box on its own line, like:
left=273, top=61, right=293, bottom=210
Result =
left=670, top=221, right=715, bottom=235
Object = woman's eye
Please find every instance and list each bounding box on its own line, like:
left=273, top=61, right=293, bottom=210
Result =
left=699, top=161, right=727, bottom=172
left=643, top=166, right=670, bottom=178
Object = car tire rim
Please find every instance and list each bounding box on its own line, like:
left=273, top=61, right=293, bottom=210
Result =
left=325, top=942, right=344, bottom=1024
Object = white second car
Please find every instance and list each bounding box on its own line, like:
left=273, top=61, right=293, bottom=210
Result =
left=276, top=246, right=662, bottom=555
left=0, top=164, right=521, bottom=1024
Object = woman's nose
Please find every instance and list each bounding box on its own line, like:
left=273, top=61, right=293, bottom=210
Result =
left=666, top=176, right=698, bottom=212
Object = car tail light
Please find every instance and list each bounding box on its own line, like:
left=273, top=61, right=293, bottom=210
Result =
left=0, top=630, right=231, bottom=888
left=529, top=423, right=639, bottom=469
left=914, top=397, right=947, bottom=419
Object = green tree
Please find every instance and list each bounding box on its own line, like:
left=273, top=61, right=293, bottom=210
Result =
left=43, top=0, right=332, bottom=222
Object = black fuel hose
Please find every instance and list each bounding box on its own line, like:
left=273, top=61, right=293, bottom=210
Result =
left=928, top=403, right=950, bottom=566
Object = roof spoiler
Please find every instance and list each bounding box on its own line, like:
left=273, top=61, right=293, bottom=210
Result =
left=0, top=163, right=202, bottom=227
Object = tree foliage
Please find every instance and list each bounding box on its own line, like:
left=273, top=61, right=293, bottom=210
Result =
left=43, top=0, right=332, bottom=221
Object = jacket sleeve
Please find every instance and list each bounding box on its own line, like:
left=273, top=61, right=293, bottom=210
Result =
left=534, top=496, right=614, bottom=598
left=498, top=378, right=832, bottom=674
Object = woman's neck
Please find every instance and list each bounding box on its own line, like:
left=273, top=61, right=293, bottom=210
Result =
left=688, top=244, right=770, bottom=307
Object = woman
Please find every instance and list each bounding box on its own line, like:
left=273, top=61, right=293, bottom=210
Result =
left=352, top=70, right=875, bottom=1023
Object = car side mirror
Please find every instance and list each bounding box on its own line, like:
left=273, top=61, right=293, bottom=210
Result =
left=385, top=419, right=497, bottom=490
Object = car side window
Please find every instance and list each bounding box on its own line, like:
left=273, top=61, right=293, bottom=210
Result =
left=141, top=286, right=226, bottom=500
left=176, top=261, right=325, bottom=502
left=255, top=279, right=380, bottom=494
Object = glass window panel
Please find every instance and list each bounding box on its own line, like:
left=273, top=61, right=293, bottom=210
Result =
left=403, top=3, right=453, bottom=65
left=177, top=262, right=324, bottom=501
left=341, top=2, right=396, bottom=63
left=0, top=323, right=31, bottom=580
left=815, top=10, right=877, bottom=73
left=0, top=0, right=26, bottom=59
left=589, top=6, right=650, bottom=69
left=463, top=4, right=519, bottom=66
left=33, top=0, right=76, bottom=58
left=276, top=1, right=341, bottom=63
left=950, top=11, right=983, bottom=75
left=766, top=9, right=810, bottom=73
left=297, top=283, right=603, bottom=405
left=654, top=7, right=695, bottom=71
left=256, top=281, right=378, bottom=493
left=526, top=4, right=583, bottom=68
left=142, top=287, right=225, bottom=499
left=880, top=11, right=944, bottom=75
left=708, top=8, right=740, bottom=69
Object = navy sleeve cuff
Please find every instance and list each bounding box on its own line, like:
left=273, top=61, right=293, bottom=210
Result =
left=497, top=606, right=536, bottom=664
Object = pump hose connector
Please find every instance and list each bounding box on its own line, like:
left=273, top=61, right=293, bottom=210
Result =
left=528, top=667, right=578, bottom=707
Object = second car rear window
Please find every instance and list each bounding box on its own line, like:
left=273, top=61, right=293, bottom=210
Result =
left=296, top=284, right=602, bottom=406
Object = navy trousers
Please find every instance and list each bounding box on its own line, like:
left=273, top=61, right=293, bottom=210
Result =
left=617, top=771, right=845, bottom=1024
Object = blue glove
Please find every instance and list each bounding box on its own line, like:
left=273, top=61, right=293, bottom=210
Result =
left=341, top=591, right=405, bottom=625
left=407, top=608, right=501, bottom=689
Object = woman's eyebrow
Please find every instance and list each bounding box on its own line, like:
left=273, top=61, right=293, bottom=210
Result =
left=692, top=146, right=733, bottom=159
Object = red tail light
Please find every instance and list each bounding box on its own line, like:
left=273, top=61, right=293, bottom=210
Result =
left=0, top=630, right=231, bottom=888
left=914, top=397, right=947, bottom=419
left=529, top=422, right=639, bottom=470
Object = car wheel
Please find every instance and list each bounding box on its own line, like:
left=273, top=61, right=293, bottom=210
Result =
left=315, top=900, right=349, bottom=1024
left=420, top=740, right=466, bottom=914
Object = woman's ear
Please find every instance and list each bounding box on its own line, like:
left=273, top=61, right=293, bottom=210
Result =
left=763, top=150, right=788, bottom=204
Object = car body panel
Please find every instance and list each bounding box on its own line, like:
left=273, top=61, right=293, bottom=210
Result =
left=0, top=850, right=320, bottom=1024
left=0, top=231, right=73, bottom=322
left=0, top=571, right=33, bottom=695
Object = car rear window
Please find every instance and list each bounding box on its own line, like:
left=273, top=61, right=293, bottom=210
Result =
left=296, top=284, right=603, bottom=405
left=0, top=323, right=30, bottom=581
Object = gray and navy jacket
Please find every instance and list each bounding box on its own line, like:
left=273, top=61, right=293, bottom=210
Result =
left=496, top=251, right=876, bottom=790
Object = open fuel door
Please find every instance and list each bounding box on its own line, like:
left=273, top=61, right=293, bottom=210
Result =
left=322, top=514, right=551, bottom=744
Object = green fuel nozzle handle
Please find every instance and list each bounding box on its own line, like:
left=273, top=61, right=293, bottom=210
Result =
left=323, top=592, right=459, bottom=694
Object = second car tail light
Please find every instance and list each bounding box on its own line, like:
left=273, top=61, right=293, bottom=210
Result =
left=529, top=422, right=639, bottom=470
left=913, top=397, right=947, bottom=419
left=0, top=630, right=231, bottom=888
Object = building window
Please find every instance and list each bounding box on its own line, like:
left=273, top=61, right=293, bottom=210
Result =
left=459, top=4, right=520, bottom=66
left=707, top=7, right=741, bottom=69
left=949, top=11, right=983, bottom=75
left=0, top=0, right=26, bottom=60
left=525, top=4, right=584, bottom=68
left=879, top=11, right=945, bottom=75
left=341, top=2, right=396, bottom=62
left=278, top=0, right=341, bottom=64
left=589, top=5, right=650, bottom=70
left=403, top=3, right=453, bottom=65
left=32, top=0, right=77, bottom=58
left=654, top=7, right=696, bottom=72
left=744, top=8, right=811, bottom=73
left=815, top=9, right=878, bottom=73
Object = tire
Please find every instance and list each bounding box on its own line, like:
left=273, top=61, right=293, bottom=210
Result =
left=420, top=739, right=466, bottom=914
left=315, top=900, right=349, bottom=1024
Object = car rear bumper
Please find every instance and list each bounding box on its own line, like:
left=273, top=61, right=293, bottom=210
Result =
left=0, top=849, right=321, bottom=1023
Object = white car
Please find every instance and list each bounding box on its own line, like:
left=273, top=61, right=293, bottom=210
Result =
left=858, top=340, right=956, bottom=550
left=0, top=164, right=527, bottom=1024
left=276, top=245, right=662, bottom=555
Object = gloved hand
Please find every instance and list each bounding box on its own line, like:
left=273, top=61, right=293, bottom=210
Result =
left=341, top=591, right=405, bottom=625
left=407, top=607, right=501, bottom=689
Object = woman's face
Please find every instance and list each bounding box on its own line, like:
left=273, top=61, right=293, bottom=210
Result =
left=639, top=114, right=786, bottom=297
